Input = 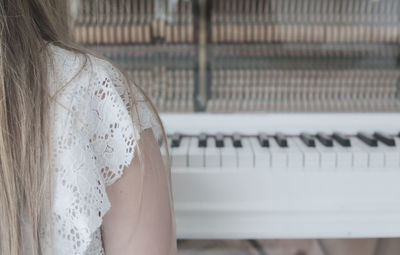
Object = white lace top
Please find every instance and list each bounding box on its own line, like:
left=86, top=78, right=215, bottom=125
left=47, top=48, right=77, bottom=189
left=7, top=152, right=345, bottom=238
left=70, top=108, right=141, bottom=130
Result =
left=32, top=44, right=162, bottom=254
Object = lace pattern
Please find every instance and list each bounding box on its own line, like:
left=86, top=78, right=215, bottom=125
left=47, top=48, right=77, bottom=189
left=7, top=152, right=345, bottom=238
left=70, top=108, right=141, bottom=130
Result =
left=46, top=44, right=160, bottom=254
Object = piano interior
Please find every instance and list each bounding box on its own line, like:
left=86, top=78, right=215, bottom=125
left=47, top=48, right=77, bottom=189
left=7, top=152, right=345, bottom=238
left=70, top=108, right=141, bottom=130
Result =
left=74, top=0, right=400, bottom=253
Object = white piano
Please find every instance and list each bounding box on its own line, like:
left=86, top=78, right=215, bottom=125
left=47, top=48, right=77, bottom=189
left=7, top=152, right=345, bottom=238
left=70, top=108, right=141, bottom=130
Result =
left=73, top=0, right=400, bottom=242
left=161, top=113, right=400, bottom=239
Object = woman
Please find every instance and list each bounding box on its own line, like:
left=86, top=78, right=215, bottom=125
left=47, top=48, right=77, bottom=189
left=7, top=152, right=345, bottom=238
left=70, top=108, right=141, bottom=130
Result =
left=0, top=0, right=177, bottom=254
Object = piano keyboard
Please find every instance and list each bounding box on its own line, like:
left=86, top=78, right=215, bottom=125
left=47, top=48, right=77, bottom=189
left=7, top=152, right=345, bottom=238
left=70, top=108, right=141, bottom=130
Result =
left=161, top=113, right=400, bottom=239
left=166, top=132, right=400, bottom=170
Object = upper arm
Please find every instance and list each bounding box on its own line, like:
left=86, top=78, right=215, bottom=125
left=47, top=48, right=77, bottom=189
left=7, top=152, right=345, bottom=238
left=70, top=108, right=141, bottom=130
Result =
left=81, top=58, right=175, bottom=253
left=101, top=128, right=177, bottom=255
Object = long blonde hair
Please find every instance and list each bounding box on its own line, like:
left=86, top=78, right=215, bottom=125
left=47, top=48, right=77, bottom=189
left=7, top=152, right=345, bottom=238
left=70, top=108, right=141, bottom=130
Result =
left=0, top=0, right=172, bottom=254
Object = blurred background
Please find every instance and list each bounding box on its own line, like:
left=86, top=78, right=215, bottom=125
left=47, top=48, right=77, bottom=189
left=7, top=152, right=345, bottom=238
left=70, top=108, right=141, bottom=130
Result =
left=73, top=0, right=400, bottom=254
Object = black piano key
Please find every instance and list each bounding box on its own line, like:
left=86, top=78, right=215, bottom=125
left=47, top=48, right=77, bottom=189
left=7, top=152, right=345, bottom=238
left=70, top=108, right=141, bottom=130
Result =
left=373, top=132, right=396, bottom=147
left=316, top=132, right=333, bottom=147
left=257, top=132, right=269, bottom=147
left=357, top=132, right=378, bottom=147
left=232, top=132, right=242, bottom=147
left=274, top=132, right=288, bottom=148
left=215, top=132, right=224, bottom=148
left=198, top=132, right=207, bottom=147
left=171, top=132, right=181, bottom=147
left=299, top=132, right=315, bottom=147
left=332, top=132, right=351, bottom=147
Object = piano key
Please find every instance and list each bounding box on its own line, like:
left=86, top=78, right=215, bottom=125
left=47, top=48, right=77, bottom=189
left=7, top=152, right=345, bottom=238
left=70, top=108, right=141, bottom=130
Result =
left=188, top=137, right=204, bottom=167
left=215, top=132, right=225, bottom=148
left=357, top=132, right=378, bottom=147
left=380, top=141, right=400, bottom=168
left=166, top=130, right=400, bottom=172
left=292, top=137, right=319, bottom=169
left=351, top=137, right=384, bottom=168
left=171, top=132, right=182, bottom=147
left=332, top=132, right=351, bottom=147
left=232, top=132, right=242, bottom=147
left=248, top=137, right=271, bottom=168
left=314, top=139, right=336, bottom=169
left=237, top=138, right=255, bottom=168
left=274, top=132, right=288, bottom=148
left=198, top=132, right=207, bottom=147
left=333, top=140, right=353, bottom=169
left=387, top=137, right=400, bottom=168
left=221, top=137, right=237, bottom=168
left=348, top=137, right=369, bottom=169
left=316, top=132, right=334, bottom=147
left=299, top=132, right=316, bottom=147
left=204, top=137, right=221, bottom=168
left=286, top=137, right=304, bottom=169
left=257, top=132, right=270, bottom=147
left=172, top=137, right=191, bottom=168
left=269, top=138, right=288, bottom=168
left=373, top=132, right=396, bottom=147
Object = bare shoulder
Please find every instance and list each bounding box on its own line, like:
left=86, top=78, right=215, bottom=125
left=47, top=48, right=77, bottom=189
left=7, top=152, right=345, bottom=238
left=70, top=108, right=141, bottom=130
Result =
left=101, top=127, right=177, bottom=255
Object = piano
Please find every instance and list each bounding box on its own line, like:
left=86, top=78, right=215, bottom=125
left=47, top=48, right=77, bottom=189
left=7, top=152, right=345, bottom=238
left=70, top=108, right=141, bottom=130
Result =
left=74, top=0, right=400, bottom=239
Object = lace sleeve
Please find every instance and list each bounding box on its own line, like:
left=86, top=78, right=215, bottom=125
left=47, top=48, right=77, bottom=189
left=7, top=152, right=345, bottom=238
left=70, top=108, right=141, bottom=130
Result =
left=85, top=58, right=161, bottom=187
left=51, top=55, right=162, bottom=255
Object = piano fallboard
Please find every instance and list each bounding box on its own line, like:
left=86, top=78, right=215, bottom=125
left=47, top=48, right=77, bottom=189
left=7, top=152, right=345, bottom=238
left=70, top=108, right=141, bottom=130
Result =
left=173, top=169, right=400, bottom=239
left=160, top=113, right=400, bottom=134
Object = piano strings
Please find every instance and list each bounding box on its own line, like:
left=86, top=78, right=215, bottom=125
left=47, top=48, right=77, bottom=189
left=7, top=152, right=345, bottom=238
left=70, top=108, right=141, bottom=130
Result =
left=73, top=0, right=400, bottom=113
left=74, top=0, right=196, bottom=112
left=208, top=0, right=400, bottom=112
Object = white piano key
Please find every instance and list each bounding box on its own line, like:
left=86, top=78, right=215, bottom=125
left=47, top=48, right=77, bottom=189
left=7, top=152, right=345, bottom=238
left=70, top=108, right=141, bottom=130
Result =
left=314, top=140, right=336, bottom=169
left=204, top=137, right=221, bottom=168
left=269, top=139, right=287, bottom=169
left=248, top=137, right=271, bottom=169
left=382, top=144, right=400, bottom=168
left=334, top=140, right=353, bottom=169
left=188, top=137, right=204, bottom=167
left=221, top=137, right=237, bottom=168
left=350, top=137, right=379, bottom=169
left=382, top=137, right=400, bottom=168
left=286, top=137, right=304, bottom=169
left=237, top=138, right=255, bottom=168
left=171, top=137, right=190, bottom=168
left=356, top=136, right=385, bottom=168
left=292, top=137, right=319, bottom=169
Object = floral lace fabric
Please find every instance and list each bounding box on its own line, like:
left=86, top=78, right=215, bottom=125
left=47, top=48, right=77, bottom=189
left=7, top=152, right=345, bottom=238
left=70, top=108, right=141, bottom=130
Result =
left=44, top=44, right=161, bottom=254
